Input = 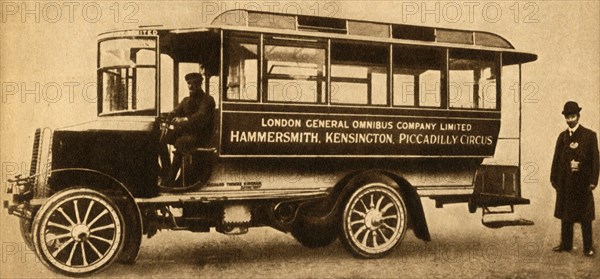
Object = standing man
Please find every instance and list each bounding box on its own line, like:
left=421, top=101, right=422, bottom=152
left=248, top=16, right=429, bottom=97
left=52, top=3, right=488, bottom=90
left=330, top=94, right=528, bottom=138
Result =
left=160, top=72, right=216, bottom=188
left=550, top=101, right=599, bottom=257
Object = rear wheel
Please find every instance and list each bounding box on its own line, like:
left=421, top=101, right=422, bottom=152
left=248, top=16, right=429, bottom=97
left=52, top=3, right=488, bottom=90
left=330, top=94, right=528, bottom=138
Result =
left=32, top=188, right=125, bottom=276
left=339, top=183, right=408, bottom=258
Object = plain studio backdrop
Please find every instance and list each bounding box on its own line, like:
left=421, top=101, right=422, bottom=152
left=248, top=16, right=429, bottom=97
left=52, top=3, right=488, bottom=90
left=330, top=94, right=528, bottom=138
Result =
left=0, top=1, right=598, bottom=277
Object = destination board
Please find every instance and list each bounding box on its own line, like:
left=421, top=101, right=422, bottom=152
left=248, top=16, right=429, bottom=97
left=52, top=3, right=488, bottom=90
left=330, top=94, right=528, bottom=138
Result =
left=220, top=112, right=500, bottom=156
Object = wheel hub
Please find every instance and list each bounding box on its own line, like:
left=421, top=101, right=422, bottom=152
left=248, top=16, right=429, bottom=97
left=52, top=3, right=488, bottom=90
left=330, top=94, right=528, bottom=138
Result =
left=364, top=210, right=383, bottom=230
left=71, top=224, right=90, bottom=242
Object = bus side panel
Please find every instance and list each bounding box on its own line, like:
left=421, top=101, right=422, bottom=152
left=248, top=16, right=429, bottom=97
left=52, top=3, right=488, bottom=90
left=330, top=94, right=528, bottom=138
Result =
left=204, top=158, right=482, bottom=194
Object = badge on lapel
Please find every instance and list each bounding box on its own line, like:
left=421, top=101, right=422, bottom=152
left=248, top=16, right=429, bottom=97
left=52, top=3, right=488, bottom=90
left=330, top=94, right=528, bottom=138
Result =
left=570, top=142, right=579, bottom=149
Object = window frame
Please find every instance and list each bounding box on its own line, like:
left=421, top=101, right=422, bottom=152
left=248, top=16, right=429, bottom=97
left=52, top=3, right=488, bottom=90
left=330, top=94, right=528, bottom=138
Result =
left=329, top=40, right=390, bottom=107
left=447, top=49, right=501, bottom=111
left=97, top=36, right=159, bottom=117
left=220, top=31, right=503, bottom=112
left=223, top=34, right=261, bottom=103
left=261, top=36, right=328, bottom=105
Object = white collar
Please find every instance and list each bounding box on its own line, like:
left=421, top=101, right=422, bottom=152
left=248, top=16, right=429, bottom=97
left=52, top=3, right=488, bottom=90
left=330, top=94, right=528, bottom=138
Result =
left=569, top=124, right=580, bottom=134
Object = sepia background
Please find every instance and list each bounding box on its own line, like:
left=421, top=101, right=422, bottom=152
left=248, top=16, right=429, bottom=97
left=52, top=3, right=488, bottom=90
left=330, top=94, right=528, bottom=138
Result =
left=1, top=1, right=598, bottom=277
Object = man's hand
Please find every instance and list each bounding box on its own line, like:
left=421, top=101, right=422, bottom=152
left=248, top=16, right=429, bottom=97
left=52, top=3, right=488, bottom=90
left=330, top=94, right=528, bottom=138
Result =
left=173, top=117, right=188, bottom=126
left=591, top=184, right=597, bottom=190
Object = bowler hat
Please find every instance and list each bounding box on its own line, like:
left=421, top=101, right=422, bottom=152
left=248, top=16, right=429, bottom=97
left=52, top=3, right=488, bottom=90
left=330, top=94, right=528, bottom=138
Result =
left=184, top=73, right=203, bottom=82
left=562, top=101, right=582, bottom=115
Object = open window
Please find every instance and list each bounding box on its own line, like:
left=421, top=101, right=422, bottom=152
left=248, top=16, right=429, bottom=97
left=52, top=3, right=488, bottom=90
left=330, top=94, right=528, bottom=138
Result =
left=98, top=37, right=157, bottom=115
left=330, top=41, right=388, bottom=106
left=224, top=35, right=259, bottom=101
left=263, top=39, right=326, bottom=104
left=157, top=31, right=220, bottom=112
left=448, top=50, right=499, bottom=110
left=392, top=46, right=444, bottom=107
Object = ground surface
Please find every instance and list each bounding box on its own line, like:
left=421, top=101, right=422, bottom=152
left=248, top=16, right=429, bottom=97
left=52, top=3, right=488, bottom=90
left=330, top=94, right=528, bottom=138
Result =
left=1, top=195, right=598, bottom=278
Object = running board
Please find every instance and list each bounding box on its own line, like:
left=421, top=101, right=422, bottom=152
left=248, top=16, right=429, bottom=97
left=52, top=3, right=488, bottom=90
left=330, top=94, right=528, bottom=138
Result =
left=134, top=189, right=328, bottom=204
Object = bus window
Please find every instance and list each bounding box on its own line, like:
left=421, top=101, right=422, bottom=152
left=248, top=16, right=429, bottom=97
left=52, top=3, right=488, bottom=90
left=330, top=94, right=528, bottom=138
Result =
left=393, top=73, right=415, bottom=106
left=393, top=46, right=443, bottom=107
left=330, top=42, right=388, bottom=105
left=449, top=50, right=498, bottom=109
left=225, top=38, right=259, bottom=101
left=99, top=38, right=157, bottom=114
left=264, top=44, right=325, bottom=103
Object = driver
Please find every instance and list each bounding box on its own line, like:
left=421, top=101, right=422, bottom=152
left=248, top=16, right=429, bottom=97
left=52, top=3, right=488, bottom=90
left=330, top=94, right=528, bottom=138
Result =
left=160, top=73, right=215, bottom=187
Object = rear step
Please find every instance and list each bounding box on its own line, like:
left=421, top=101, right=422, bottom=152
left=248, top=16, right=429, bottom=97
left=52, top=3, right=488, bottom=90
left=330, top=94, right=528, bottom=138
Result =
left=480, top=205, right=534, bottom=229
left=469, top=165, right=534, bottom=228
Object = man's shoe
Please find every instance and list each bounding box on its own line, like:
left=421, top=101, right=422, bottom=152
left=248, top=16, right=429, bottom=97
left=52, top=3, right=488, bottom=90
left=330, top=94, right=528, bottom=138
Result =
left=583, top=249, right=595, bottom=257
left=552, top=245, right=572, bottom=252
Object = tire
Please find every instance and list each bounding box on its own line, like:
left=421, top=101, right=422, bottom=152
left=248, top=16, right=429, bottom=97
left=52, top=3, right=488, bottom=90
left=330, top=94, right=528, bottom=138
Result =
left=32, top=188, right=125, bottom=277
left=339, top=183, right=408, bottom=258
left=20, top=218, right=34, bottom=251
left=116, top=199, right=142, bottom=265
left=291, top=216, right=337, bottom=248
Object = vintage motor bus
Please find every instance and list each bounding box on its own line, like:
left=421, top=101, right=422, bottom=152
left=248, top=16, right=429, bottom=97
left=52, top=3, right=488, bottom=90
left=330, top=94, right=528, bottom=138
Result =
left=4, top=10, right=537, bottom=276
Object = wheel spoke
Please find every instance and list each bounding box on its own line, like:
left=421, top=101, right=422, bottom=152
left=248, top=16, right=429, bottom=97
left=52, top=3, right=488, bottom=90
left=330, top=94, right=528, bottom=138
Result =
left=87, top=240, right=104, bottom=258
left=350, top=219, right=365, bottom=226
left=73, top=200, right=81, bottom=224
left=372, top=232, right=378, bottom=248
left=66, top=241, right=77, bottom=266
left=86, top=209, right=108, bottom=228
left=90, top=224, right=115, bottom=233
left=90, top=234, right=113, bottom=244
left=48, top=221, right=72, bottom=231
left=375, top=196, right=385, bottom=211
left=82, top=200, right=95, bottom=224
left=361, top=230, right=370, bottom=246
left=369, top=194, right=374, bottom=209
left=359, top=199, right=368, bottom=212
left=51, top=239, right=74, bottom=258
left=377, top=228, right=390, bottom=242
left=382, top=214, right=398, bottom=221
left=380, top=203, right=394, bottom=215
left=381, top=222, right=396, bottom=231
left=353, top=225, right=367, bottom=239
left=58, top=207, right=76, bottom=226
left=352, top=209, right=366, bottom=218
left=80, top=243, right=88, bottom=266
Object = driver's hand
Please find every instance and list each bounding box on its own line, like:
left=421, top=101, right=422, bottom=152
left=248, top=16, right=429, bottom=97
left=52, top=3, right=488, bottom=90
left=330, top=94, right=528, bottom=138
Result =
left=173, top=117, right=188, bottom=125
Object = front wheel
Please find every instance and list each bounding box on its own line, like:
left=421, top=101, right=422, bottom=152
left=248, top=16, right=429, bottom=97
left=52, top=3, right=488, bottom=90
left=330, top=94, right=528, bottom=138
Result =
left=339, top=183, right=408, bottom=258
left=20, top=218, right=34, bottom=251
left=32, top=188, right=125, bottom=276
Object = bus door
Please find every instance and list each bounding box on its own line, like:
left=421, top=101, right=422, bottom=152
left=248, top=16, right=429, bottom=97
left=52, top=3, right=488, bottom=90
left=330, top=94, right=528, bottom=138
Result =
left=469, top=62, right=533, bottom=228
left=158, top=30, right=220, bottom=189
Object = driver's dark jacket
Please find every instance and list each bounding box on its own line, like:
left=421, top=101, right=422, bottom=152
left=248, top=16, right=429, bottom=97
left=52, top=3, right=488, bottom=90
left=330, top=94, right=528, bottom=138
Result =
left=171, top=91, right=216, bottom=146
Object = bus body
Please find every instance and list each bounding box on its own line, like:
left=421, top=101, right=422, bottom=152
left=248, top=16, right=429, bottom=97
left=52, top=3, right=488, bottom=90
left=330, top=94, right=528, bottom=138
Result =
left=5, top=10, right=536, bottom=276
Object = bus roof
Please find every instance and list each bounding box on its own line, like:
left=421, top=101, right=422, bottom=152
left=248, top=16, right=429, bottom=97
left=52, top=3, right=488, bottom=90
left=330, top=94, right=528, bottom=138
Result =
left=212, top=9, right=537, bottom=65
left=99, top=9, right=537, bottom=65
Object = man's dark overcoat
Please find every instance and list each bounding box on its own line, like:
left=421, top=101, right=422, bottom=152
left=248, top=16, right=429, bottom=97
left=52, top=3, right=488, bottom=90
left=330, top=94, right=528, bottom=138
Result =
left=550, top=125, right=599, bottom=222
